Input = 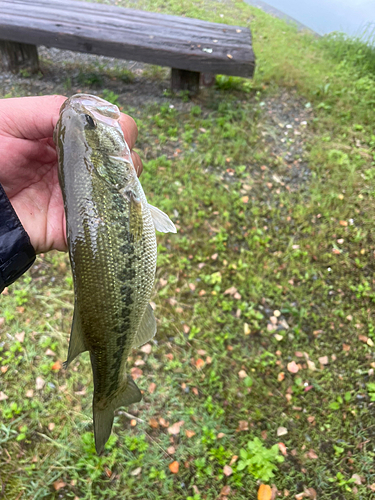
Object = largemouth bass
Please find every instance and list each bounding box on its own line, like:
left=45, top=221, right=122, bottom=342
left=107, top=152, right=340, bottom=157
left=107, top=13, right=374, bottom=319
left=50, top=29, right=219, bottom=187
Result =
left=54, top=94, right=176, bottom=454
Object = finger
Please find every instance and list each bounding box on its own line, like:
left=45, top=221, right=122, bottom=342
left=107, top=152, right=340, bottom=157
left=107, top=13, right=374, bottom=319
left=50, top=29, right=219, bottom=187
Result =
left=0, top=95, right=67, bottom=141
left=120, top=114, right=138, bottom=151
left=131, top=151, right=143, bottom=177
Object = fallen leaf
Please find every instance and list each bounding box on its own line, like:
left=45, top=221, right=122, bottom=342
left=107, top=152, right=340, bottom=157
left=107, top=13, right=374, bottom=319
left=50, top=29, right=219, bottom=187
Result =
left=339, top=220, right=348, bottom=226
left=307, top=360, right=316, bottom=371
left=351, top=473, right=362, bottom=485
left=134, top=359, right=145, bottom=366
left=237, top=420, right=249, bottom=431
left=318, top=356, right=328, bottom=365
left=48, top=422, right=55, bottom=431
left=303, top=487, right=317, bottom=499
left=183, top=324, right=190, bottom=334
left=130, top=467, right=142, bottom=476
left=0, top=391, right=8, bottom=401
left=45, top=348, right=55, bottom=356
left=305, top=449, right=318, bottom=459
left=26, top=390, right=34, bottom=398
left=343, top=343, right=350, bottom=351
left=1, top=366, right=8, bottom=374
left=359, top=334, right=368, bottom=343
left=159, top=278, right=167, bottom=287
left=258, top=483, right=272, bottom=500
left=217, top=432, right=225, bottom=438
left=130, top=419, right=137, bottom=426
left=198, top=290, right=206, bottom=296
left=224, top=286, right=237, bottom=296
left=244, top=323, right=250, bottom=335
left=148, top=382, right=156, bottom=394
left=168, top=421, right=185, bottom=435
left=159, top=417, right=169, bottom=427
left=167, top=446, right=175, bottom=454
left=211, top=253, right=218, bottom=260
left=229, top=455, right=238, bottom=465
left=189, top=283, right=196, bottom=291
left=169, top=461, right=179, bottom=474
left=234, top=292, right=242, bottom=300
left=238, top=370, right=247, bottom=379
left=149, top=418, right=159, bottom=429
left=53, top=480, right=66, bottom=491
left=223, top=465, right=233, bottom=476
left=278, top=372, right=285, bottom=382
left=185, top=430, right=196, bottom=438
left=278, top=442, right=287, bottom=456
left=140, top=343, right=152, bottom=354
left=15, top=331, right=25, bottom=343
left=221, top=485, right=231, bottom=496
left=195, top=358, right=205, bottom=369
left=130, top=367, right=143, bottom=379
left=242, top=195, right=249, bottom=203
left=287, top=361, right=299, bottom=374
left=36, top=377, right=45, bottom=390
left=277, top=426, right=288, bottom=436
left=51, top=360, right=62, bottom=371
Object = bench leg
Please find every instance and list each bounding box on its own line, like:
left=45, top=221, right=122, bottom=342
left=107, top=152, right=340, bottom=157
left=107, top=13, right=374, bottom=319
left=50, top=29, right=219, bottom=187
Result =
left=171, top=68, right=200, bottom=96
left=0, top=40, right=39, bottom=73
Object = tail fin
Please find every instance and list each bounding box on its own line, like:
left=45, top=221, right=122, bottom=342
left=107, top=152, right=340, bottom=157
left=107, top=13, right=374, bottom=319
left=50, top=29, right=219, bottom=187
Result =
left=93, top=375, right=142, bottom=454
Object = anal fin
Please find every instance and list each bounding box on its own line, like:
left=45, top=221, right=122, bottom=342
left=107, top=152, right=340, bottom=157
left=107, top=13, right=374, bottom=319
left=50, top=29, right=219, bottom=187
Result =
left=63, top=306, right=87, bottom=369
left=132, top=304, right=157, bottom=348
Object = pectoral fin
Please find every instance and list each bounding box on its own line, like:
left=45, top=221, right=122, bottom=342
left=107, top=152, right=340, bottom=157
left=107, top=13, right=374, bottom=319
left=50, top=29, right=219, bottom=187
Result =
left=63, top=306, right=87, bottom=369
left=148, top=204, right=177, bottom=233
left=132, top=304, right=157, bottom=348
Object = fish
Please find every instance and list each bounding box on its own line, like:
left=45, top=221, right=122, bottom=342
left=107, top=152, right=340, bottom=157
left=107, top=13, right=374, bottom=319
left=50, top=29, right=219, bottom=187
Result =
left=53, top=94, right=176, bottom=454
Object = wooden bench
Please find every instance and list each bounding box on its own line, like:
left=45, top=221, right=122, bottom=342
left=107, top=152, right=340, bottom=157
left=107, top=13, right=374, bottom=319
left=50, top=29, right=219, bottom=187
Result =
left=0, top=0, right=255, bottom=94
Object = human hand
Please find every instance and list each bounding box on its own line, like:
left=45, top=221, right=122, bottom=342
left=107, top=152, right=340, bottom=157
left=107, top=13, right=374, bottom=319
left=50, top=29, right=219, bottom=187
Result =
left=0, top=95, right=143, bottom=254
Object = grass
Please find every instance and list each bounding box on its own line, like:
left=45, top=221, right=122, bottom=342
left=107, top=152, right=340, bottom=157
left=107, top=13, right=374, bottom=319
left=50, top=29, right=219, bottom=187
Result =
left=1, top=0, right=375, bottom=499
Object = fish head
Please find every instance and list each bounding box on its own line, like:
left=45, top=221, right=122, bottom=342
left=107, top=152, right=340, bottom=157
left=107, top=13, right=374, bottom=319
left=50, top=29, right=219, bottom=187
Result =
left=56, top=94, right=134, bottom=186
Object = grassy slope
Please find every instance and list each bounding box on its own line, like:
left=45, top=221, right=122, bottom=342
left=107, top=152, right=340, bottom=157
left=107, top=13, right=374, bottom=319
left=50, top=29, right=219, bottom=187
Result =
left=1, top=0, right=375, bottom=499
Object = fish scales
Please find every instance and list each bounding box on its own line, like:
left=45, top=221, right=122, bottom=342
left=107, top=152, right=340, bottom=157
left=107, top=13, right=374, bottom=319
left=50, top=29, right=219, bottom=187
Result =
left=54, top=94, right=176, bottom=453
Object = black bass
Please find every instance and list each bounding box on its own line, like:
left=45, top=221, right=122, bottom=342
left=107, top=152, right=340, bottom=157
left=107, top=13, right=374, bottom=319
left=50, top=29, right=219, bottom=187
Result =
left=54, top=94, right=176, bottom=454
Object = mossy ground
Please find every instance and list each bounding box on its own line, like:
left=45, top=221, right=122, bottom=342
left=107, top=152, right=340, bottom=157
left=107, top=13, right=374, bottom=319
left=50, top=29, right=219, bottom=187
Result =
left=1, top=0, right=375, bottom=499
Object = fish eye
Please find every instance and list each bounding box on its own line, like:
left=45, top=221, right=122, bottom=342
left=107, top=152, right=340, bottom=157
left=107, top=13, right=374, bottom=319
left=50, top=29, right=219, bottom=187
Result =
left=85, top=114, right=96, bottom=128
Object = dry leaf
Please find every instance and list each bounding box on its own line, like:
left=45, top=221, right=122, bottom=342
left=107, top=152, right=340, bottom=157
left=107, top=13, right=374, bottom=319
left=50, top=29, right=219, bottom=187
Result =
left=223, top=465, right=233, bottom=476
left=159, top=278, right=167, bottom=287
left=305, top=449, right=318, bottom=459
left=198, top=290, right=206, bottom=296
left=130, top=467, right=142, bottom=476
left=277, top=426, right=288, bottom=436
left=130, top=367, right=143, bottom=379
left=159, top=417, right=169, bottom=427
left=53, top=480, right=66, bottom=491
left=149, top=418, right=159, bottom=429
left=36, top=377, right=45, bottom=390
left=278, top=442, right=287, bottom=456
left=238, top=370, right=247, bottom=379
left=237, top=420, right=249, bottom=431
left=48, top=422, right=55, bottom=431
left=258, top=484, right=272, bottom=500
left=244, top=323, right=250, bottom=335
left=185, top=430, right=196, bottom=438
left=307, top=360, right=316, bottom=371
left=351, top=474, right=362, bottom=485
left=318, top=356, right=328, bottom=365
left=168, top=421, right=185, bottom=435
left=45, top=348, right=56, bottom=356
left=287, top=361, right=299, bottom=374
left=51, top=360, right=62, bottom=371
left=167, top=446, right=175, bottom=454
left=217, top=432, right=225, bottom=438
left=242, top=195, right=249, bottom=203
left=148, top=382, right=156, bottom=394
left=140, top=343, right=152, bottom=354
left=303, top=487, right=317, bottom=499
left=339, top=220, right=348, bottom=226
left=183, top=324, right=190, bottom=334
left=15, top=331, right=25, bottom=343
left=195, top=358, right=205, bottom=369
left=221, top=485, right=231, bottom=496
left=1, top=366, right=8, bottom=374
left=26, top=389, right=34, bottom=398
left=169, top=461, right=179, bottom=474
left=189, top=283, right=196, bottom=291
left=229, top=455, right=238, bottom=465
left=278, top=372, right=285, bottom=382
left=224, top=286, right=237, bottom=296
left=134, top=359, right=145, bottom=366
left=0, top=391, right=8, bottom=401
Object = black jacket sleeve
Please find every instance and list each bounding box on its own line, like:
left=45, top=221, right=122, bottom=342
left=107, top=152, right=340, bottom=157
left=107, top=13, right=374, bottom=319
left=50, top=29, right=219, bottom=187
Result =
left=0, top=183, right=36, bottom=293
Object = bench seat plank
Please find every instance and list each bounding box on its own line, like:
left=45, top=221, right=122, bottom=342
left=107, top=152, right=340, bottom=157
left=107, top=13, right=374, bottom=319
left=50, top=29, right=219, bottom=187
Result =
left=0, top=0, right=255, bottom=77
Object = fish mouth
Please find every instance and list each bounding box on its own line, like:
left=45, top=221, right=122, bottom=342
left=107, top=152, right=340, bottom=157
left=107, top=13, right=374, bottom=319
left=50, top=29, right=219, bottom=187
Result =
left=67, top=93, right=122, bottom=129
